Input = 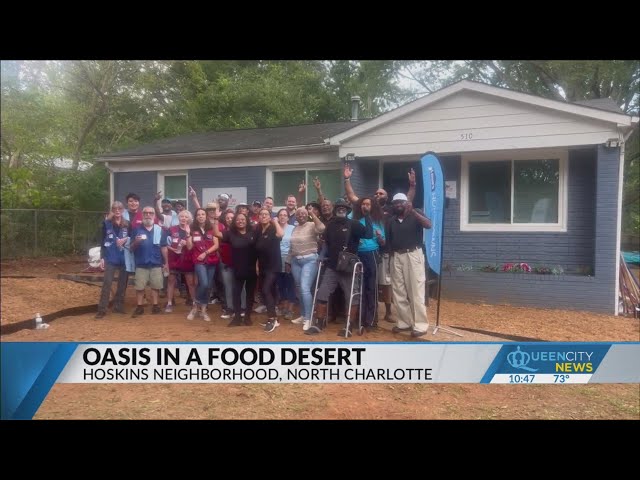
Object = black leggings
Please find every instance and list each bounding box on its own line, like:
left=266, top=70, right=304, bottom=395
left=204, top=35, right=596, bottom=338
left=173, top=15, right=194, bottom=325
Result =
left=259, top=270, right=278, bottom=318
left=358, top=250, right=378, bottom=327
left=233, top=275, right=256, bottom=317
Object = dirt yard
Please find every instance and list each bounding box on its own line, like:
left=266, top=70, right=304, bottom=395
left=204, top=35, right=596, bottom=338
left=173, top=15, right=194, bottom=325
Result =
left=1, top=255, right=638, bottom=420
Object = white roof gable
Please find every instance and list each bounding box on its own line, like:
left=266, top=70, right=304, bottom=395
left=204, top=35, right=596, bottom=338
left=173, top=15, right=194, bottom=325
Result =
left=327, top=80, right=638, bottom=157
left=328, top=80, right=637, bottom=146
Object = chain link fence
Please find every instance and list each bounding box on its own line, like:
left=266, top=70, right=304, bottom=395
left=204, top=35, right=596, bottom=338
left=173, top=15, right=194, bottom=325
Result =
left=1, top=209, right=106, bottom=259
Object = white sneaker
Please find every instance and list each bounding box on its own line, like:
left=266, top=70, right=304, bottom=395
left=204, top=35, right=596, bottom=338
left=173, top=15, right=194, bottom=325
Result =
left=187, top=307, right=198, bottom=321
left=202, top=309, right=211, bottom=322
left=291, top=316, right=304, bottom=325
left=254, top=305, right=267, bottom=313
left=264, top=319, right=280, bottom=333
left=303, top=319, right=311, bottom=331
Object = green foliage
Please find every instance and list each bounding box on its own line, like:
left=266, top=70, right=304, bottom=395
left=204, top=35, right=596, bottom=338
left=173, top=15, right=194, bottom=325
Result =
left=480, top=265, right=499, bottom=272
left=1, top=163, right=108, bottom=210
left=0, top=208, right=104, bottom=258
left=622, top=129, right=639, bottom=234
left=532, top=266, right=552, bottom=274
left=401, top=60, right=639, bottom=114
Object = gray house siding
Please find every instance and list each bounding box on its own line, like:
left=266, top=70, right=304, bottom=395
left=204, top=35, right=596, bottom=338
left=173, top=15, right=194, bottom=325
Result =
left=592, top=144, right=620, bottom=311
left=188, top=166, right=266, bottom=208
left=441, top=271, right=603, bottom=311
left=114, top=167, right=267, bottom=212
left=114, top=171, right=158, bottom=209
left=439, top=146, right=619, bottom=314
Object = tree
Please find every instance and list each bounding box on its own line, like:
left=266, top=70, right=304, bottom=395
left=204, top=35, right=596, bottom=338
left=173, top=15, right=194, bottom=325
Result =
left=318, top=60, right=404, bottom=121
left=1, top=61, right=67, bottom=168
left=398, top=60, right=639, bottom=114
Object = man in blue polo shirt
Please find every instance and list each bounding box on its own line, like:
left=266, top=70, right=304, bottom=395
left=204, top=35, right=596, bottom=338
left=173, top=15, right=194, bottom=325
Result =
left=130, top=206, right=170, bottom=317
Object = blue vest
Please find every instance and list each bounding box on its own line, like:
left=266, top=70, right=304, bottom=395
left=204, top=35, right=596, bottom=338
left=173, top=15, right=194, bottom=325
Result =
left=132, top=225, right=167, bottom=267
left=103, top=220, right=127, bottom=266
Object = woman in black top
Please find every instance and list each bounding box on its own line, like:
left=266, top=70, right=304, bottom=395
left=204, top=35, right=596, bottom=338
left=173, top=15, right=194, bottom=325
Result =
left=212, top=212, right=258, bottom=327
left=254, top=208, right=285, bottom=332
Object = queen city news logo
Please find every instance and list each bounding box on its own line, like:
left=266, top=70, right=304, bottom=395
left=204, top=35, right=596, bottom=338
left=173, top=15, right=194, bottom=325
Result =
left=505, top=346, right=595, bottom=374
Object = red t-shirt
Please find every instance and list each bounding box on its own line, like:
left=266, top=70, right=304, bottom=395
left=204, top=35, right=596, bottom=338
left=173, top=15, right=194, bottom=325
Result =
left=190, top=227, right=219, bottom=265
left=167, top=225, right=194, bottom=271
left=218, top=223, right=233, bottom=266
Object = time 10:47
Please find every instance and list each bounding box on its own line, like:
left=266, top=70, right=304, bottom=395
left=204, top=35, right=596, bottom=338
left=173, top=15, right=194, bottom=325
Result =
left=509, top=374, right=535, bottom=383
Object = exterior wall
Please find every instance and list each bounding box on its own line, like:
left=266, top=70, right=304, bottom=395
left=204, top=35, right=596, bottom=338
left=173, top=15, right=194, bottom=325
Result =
left=339, top=91, right=620, bottom=157
left=114, top=168, right=268, bottom=213
left=440, top=146, right=619, bottom=314
left=441, top=271, right=604, bottom=312
left=114, top=171, right=158, bottom=209
left=110, top=149, right=338, bottom=212
left=188, top=166, right=266, bottom=208
left=107, top=149, right=339, bottom=173
left=593, top=144, right=621, bottom=313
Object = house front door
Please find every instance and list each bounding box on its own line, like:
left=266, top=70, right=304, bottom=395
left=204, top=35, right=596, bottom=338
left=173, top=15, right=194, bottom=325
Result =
left=383, top=161, right=423, bottom=209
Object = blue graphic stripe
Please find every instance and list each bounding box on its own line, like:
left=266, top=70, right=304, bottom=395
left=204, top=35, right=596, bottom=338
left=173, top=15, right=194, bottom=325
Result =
left=479, top=346, right=510, bottom=383
left=1, top=343, right=77, bottom=420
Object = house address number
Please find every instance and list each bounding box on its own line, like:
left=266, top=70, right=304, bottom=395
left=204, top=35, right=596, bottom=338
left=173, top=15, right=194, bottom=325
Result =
left=460, top=132, right=473, bottom=140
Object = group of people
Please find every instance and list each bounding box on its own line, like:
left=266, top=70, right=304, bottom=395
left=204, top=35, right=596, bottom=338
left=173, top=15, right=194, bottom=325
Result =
left=96, top=163, right=432, bottom=337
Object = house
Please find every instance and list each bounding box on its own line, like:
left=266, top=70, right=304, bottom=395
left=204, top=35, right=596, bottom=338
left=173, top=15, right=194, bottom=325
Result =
left=97, top=80, right=639, bottom=314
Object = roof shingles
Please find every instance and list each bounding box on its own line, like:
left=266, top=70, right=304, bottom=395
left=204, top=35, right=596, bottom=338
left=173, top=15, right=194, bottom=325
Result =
left=102, top=121, right=366, bottom=158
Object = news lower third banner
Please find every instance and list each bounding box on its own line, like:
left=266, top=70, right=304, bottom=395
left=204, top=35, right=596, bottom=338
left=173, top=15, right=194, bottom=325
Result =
left=2, top=342, right=639, bottom=419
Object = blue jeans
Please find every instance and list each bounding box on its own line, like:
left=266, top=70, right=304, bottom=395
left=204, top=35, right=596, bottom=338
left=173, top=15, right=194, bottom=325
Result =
left=194, top=263, right=217, bottom=306
left=219, top=262, right=239, bottom=310
left=291, top=253, right=319, bottom=320
left=220, top=262, right=246, bottom=311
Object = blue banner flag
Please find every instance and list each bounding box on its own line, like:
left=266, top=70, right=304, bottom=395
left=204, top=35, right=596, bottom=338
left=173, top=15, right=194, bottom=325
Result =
left=421, top=152, right=444, bottom=275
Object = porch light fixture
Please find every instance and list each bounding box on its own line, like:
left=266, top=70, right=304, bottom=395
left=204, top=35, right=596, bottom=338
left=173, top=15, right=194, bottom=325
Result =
left=605, top=138, right=621, bottom=148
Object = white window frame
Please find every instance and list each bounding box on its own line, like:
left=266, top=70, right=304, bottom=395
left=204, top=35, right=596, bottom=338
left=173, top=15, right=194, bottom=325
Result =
left=157, top=171, right=188, bottom=204
left=460, top=149, right=568, bottom=232
left=266, top=164, right=341, bottom=210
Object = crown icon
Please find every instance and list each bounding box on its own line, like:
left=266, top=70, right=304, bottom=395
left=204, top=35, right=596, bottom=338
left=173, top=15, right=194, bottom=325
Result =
left=507, top=346, right=538, bottom=372
left=508, top=346, right=530, bottom=368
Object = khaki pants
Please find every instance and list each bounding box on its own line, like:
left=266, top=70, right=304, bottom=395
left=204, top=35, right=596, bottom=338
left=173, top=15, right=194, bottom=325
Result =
left=391, top=248, right=428, bottom=332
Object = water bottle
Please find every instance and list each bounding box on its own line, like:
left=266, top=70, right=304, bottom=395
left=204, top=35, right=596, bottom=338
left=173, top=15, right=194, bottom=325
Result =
left=35, top=313, right=42, bottom=329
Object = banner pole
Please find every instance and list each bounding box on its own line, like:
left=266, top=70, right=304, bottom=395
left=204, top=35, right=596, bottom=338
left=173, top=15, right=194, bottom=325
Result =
left=432, top=189, right=462, bottom=336
left=421, top=151, right=463, bottom=337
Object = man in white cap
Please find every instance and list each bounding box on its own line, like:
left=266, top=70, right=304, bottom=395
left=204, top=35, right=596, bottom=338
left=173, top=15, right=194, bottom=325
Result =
left=343, top=163, right=417, bottom=323
left=217, top=193, right=231, bottom=212
left=386, top=192, right=432, bottom=337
